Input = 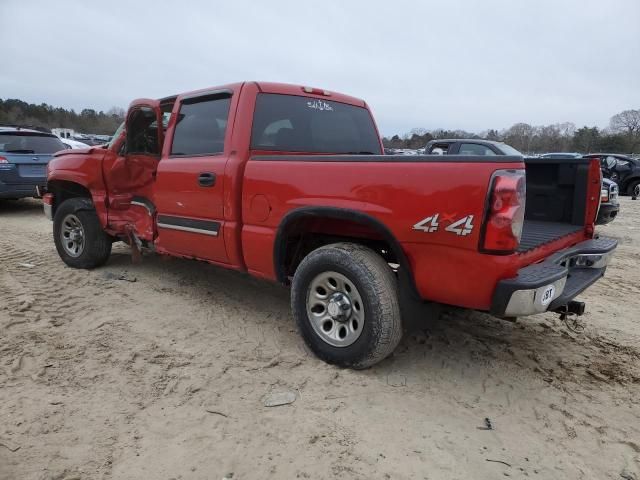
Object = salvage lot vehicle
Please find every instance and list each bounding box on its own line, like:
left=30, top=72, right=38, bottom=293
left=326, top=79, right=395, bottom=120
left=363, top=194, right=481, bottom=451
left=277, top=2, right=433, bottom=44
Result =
left=44, top=82, right=616, bottom=368
left=539, top=152, right=583, bottom=159
left=597, top=178, right=620, bottom=225
left=585, top=153, right=640, bottom=196
left=0, top=127, right=66, bottom=199
left=425, top=138, right=523, bottom=156
left=60, top=138, right=90, bottom=150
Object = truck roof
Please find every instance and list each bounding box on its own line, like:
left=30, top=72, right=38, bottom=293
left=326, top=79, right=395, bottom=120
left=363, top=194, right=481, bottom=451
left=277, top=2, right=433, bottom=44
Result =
left=159, top=81, right=367, bottom=108
left=0, top=126, right=56, bottom=136
left=426, top=138, right=505, bottom=147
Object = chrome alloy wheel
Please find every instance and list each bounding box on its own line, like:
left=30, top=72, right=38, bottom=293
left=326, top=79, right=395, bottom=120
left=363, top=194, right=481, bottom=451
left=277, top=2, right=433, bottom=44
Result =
left=60, top=213, right=85, bottom=257
left=306, top=271, right=364, bottom=347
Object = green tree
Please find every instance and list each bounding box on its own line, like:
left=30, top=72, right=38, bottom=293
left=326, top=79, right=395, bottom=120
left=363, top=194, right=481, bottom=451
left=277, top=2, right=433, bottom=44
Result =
left=572, top=126, right=600, bottom=153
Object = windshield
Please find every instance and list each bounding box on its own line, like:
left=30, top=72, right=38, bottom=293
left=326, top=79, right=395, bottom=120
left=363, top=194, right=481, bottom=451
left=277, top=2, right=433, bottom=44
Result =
left=107, top=122, right=125, bottom=149
left=0, top=132, right=66, bottom=153
left=497, top=143, right=523, bottom=156
left=251, top=93, right=382, bottom=154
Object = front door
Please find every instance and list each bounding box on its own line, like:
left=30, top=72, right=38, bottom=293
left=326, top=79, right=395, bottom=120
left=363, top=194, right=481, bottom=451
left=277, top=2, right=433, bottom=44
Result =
left=103, top=102, right=163, bottom=241
left=152, top=91, right=233, bottom=264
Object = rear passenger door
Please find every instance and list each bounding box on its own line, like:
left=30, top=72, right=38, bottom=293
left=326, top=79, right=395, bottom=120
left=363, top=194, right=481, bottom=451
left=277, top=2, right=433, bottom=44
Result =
left=152, top=91, right=232, bottom=264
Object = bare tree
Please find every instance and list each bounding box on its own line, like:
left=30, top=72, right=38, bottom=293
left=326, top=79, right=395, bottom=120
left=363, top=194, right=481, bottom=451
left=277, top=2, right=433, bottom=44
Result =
left=503, top=123, right=535, bottom=153
left=609, top=109, right=640, bottom=136
left=609, top=109, right=640, bottom=151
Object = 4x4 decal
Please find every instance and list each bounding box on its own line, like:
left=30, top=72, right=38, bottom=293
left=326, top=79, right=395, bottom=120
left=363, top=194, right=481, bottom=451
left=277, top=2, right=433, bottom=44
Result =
left=413, top=214, right=474, bottom=236
left=412, top=214, right=440, bottom=232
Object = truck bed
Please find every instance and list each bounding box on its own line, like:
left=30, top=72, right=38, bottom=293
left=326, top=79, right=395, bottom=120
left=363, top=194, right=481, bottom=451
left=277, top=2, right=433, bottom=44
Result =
left=520, top=157, right=591, bottom=254
left=517, top=220, right=582, bottom=253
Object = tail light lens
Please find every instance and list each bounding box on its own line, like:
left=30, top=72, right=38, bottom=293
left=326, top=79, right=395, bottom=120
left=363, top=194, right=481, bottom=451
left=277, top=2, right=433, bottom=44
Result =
left=0, top=156, right=8, bottom=163
left=480, top=169, right=526, bottom=254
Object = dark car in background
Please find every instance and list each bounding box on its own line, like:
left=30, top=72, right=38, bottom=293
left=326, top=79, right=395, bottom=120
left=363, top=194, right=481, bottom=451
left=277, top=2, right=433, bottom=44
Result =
left=539, top=152, right=582, bottom=159
left=425, top=138, right=523, bottom=156
left=0, top=127, right=66, bottom=199
left=584, top=153, right=640, bottom=196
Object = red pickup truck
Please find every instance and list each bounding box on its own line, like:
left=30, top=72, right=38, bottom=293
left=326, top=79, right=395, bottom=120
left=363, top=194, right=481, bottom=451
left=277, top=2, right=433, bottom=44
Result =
left=44, top=81, right=617, bottom=368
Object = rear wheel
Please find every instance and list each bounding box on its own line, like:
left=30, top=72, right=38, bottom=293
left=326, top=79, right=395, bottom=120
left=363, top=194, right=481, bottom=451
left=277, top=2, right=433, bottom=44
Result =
left=53, top=198, right=112, bottom=269
left=627, top=179, right=640, bottom=198
left=291, top=242, right=402, bottom=369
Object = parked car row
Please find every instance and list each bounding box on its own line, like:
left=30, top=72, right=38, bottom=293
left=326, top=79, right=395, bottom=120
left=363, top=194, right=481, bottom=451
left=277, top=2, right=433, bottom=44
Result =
left=0, top=127, right=66, bottom=199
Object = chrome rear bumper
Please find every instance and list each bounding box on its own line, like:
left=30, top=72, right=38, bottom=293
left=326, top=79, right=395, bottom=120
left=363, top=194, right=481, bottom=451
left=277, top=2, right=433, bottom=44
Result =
left=491, top=237, right=617, bottom=317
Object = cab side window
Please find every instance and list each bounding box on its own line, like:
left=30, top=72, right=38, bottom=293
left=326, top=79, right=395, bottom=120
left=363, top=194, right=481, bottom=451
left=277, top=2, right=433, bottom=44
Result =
left=170, top=94, right=231, bottom=156
left=459, top=143, right=496, bottom=156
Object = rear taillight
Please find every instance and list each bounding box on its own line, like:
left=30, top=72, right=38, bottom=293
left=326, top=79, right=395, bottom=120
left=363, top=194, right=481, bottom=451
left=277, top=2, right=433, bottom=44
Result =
left=0, top=156, right=8, bottom=163
left=43, top=193, right=54, bottom=206
left=480, top=169, right=526, bottom=254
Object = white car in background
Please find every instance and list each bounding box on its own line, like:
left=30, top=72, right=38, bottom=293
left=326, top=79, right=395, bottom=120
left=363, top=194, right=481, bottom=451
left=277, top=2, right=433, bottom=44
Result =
left=60, top=138, right=90, bottom=150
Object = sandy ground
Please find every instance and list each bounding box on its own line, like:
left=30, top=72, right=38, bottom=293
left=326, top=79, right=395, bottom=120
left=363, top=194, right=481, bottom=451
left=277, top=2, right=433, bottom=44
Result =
left=1, top=198, right=639, bottom=480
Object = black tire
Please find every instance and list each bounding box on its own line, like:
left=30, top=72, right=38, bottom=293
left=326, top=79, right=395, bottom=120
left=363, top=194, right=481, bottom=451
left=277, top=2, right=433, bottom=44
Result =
left=291, top=242, right=402, bottom=369
left=627, top=179, right=640, bottom=197
left=53, top=197, right=112, bottom=269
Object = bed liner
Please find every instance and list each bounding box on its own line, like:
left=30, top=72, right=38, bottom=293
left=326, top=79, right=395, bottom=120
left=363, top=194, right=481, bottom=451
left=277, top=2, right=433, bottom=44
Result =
left=518, top=220, right=583, bottom=253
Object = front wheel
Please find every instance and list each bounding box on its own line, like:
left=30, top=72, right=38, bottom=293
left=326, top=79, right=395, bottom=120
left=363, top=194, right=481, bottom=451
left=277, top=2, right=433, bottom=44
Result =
left=291, top=243, right=402, bottom=369
left=53, top=197, right=112, bottom=269
left=628, top=179, right=640, bottom=198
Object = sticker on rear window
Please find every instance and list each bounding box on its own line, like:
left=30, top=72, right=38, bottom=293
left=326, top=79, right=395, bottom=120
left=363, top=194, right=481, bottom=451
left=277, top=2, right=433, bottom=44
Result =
left=307, top=100, right=333, bottom=111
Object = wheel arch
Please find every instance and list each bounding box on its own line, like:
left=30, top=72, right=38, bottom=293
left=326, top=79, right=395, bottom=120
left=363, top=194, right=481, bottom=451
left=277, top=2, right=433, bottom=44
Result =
left=273, top=206, right=419, bottom=298
left=622, top=175, right=640, bottom=193
left=47, top=179, right=93, bottom=216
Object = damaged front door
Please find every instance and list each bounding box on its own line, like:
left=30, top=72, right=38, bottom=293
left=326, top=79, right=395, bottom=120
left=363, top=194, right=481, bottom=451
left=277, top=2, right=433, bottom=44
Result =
left=104, top=99, right=164, bottom=241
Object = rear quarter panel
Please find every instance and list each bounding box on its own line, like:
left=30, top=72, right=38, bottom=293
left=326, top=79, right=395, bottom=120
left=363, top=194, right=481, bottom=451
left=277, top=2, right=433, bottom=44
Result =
left=241, top=156, right=524, bottom=309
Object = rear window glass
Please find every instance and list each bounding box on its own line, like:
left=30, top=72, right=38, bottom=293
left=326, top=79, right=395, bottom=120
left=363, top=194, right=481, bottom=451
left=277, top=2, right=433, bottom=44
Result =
left=170, top=95, right=231, bottom=156
left=251, top=93, right=381, bottom=154
left=497, top=144, right=523, bottom=156
left=0, top=133, right=66, bottom=153
left=458, top=143, right=497, bottom=156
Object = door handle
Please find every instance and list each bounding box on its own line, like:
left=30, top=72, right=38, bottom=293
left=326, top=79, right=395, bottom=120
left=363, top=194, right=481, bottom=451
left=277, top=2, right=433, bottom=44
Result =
left=198, top=172, right=216, bottom=187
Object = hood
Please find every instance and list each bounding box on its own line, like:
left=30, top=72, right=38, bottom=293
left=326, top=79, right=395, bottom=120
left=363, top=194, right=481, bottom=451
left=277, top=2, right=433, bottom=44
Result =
left=53, top=147, right=95, bottom=157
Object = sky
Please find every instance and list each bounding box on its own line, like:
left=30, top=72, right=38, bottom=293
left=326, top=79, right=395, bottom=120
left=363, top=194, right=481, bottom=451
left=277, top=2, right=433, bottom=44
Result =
left=1, top=0, right=639, bottom=136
